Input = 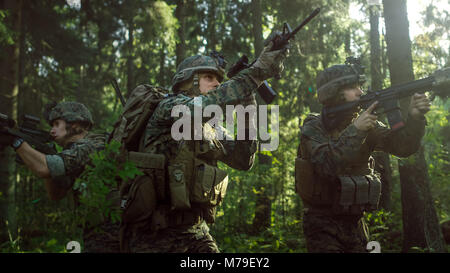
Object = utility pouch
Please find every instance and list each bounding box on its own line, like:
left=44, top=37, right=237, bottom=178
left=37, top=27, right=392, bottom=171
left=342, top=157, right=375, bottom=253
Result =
left=214, top=170, right=229, bottom=205
left=168, top=163, right=191, bottom=210
left=192, top=162, right=228, bottom=206
left=354, top=175, right=369, bottom=205
left=367, top=174, right=382, bottom=211
left=120, top=152, right=166, bottom=224
left=128, top=151, right=166, bottom=200
left=121, top=174, right=157, bottom=224
left=295, top=157, right=316, bottom=203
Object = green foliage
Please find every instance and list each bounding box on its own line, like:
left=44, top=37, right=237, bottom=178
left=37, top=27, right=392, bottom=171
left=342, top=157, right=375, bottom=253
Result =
left=73, top=140, right=142, bottom=229
left=364, top=209, right=402, bottom=252
left=423, top=99, right=450, bottom=221
left=0, top=10, right=14, bottom=45
left=213, top=226, right=306, bottom=253
left=2, top=164, right=82, bottom=253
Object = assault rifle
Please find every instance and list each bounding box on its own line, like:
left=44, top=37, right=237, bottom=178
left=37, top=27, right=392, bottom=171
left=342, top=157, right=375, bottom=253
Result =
left=227, top=8, right=321, bottom=104
left=322, top=67, right=450, bottom=131
left=0, top=113, right=56, bottom=156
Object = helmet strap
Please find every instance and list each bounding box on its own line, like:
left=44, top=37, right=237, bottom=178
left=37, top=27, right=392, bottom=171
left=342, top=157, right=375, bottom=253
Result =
left=186, top=73, right=201, bottom=96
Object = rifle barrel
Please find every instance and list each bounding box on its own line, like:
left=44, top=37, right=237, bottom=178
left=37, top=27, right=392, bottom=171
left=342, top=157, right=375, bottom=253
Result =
left=360, top=76, right=435, bottom=108
left=111, top=79, right=126, bottom=106
left=287, top=8, right=321, bottom=40
left=326, top=75, right=436, bottom=115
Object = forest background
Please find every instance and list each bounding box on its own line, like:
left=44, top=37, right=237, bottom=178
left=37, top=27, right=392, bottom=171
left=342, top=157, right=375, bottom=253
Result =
left=0, top=0, right=449, bottom=253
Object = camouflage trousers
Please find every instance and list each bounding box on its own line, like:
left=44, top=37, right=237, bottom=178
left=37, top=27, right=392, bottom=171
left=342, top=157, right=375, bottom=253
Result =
left=302, top=211, right=369, bottom=253
left=128, top=221, right=219, bottom=253
left=83, top=221, right=121, bottom=253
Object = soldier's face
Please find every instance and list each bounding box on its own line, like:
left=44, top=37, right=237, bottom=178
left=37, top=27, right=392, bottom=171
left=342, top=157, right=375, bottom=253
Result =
left=342, top=85, right=363, bottom=102
left=198, top=72, right=220, bottom=95
left=50, top=119, right=68, bottom=144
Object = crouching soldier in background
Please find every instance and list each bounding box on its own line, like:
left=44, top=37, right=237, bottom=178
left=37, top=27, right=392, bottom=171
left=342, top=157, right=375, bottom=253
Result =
left=295, top=59, right=431, bottom=252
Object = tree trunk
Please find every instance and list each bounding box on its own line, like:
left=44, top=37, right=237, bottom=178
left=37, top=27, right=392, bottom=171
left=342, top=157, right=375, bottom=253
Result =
left=206, top=0, right=217, bottom=52
left=250, top=0, right=272, bottom=234
left=251, top=0, right=263, bottom=56
left=252, top=153, right=272, bottom=233
left=383, top=0, right=446, bottom=252
left=344, top=0, right=351, bottom=55
left=369, top=5, right=393, bottom=210
left=158, top=42, right=166, bottom=86
left=0, top=0, right=22, bottom=243
left=174, top=0, right=187, bottom=67
left=126, top=21, right=134, bottom=97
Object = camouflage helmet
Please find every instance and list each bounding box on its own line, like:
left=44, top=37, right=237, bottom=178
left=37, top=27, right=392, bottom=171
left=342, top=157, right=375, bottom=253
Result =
left=171, top=52, right=226, bottom=92
left=317, top=57, right=366, bottom=106
left=45, top=101, right=94, bottom=129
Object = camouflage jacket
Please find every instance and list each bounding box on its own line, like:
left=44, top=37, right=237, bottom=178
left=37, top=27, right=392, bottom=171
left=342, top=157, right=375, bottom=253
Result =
left=143, top=70, right=259, bottom=170
left=45, top=133, right=106, bottom=190
left=300, top=113, right=426, bottom=178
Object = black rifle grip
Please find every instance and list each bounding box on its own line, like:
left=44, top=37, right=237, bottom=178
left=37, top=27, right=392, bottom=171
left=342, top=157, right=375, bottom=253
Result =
left=384, top=100, right=404, bottom=130
left=387, top=110, right=404, bottom=131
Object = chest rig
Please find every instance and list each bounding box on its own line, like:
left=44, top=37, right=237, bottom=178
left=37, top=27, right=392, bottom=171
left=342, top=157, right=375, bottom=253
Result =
left=167, top=123, right=229, bottom=210
left=295, top=115, right=382, bottom=215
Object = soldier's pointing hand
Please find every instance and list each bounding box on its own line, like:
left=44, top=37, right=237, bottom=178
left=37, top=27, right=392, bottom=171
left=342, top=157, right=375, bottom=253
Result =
left=353, top=101, right=378, bottom=131
left=248, top=36, right=289, bottom=85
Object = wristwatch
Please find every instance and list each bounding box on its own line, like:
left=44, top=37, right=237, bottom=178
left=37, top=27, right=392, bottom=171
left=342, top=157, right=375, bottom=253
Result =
left=11, top=138, right=24, bottom=150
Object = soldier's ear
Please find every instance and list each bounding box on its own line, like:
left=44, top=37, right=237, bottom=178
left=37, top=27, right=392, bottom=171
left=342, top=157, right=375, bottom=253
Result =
left=71, top=122, right=90, bottom=134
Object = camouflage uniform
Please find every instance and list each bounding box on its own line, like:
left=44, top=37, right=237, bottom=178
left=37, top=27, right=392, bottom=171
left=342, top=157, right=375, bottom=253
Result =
left=296, top=61, right=426, bottom=253
left=45, top=102, right=120, bottom=253
left=126, top=48, right=287, bottom=253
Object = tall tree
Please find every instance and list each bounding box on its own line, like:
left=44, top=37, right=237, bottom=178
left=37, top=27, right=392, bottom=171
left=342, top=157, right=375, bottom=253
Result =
left=368, top=3, right=393, bottom=210
left=0, top=0, right=22, bottom=242
left=382, top=0, right=446, bottom=252
left=126, top=19, right=135, bottom=97
left=250, top=0, right=272, bottom=233
left=206, top=0, right=217, bottom=52
left=174, top=0, right=187, bottom=66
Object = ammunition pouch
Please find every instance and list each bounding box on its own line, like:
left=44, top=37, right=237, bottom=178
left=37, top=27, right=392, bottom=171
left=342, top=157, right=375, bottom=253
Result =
left=168, top=158, right=228, bottom=210
left=333, top=174, right=381, bottom=215
left=193, top=161, right=228, bottom=206
left=295, top=156, right=382, bottom=215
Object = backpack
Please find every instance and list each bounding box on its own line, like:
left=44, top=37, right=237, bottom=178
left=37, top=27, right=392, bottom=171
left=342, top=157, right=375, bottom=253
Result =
left=108, top=84, right=170, bottom=252
left=109, top=84, right=168, bottom=152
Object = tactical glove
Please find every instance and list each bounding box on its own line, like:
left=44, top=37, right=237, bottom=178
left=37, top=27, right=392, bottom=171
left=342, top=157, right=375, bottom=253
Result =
left=247, top=32, right=289, bottom=86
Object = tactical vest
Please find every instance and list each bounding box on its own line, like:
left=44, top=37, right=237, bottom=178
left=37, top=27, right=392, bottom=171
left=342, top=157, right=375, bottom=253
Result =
left=295, top=114, right=381, bottom=215
left=120, top=124, right=228, bottom=228
left=166, top=124, right=229, bottom=211
left=111, top=85, right=229, bottom=251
